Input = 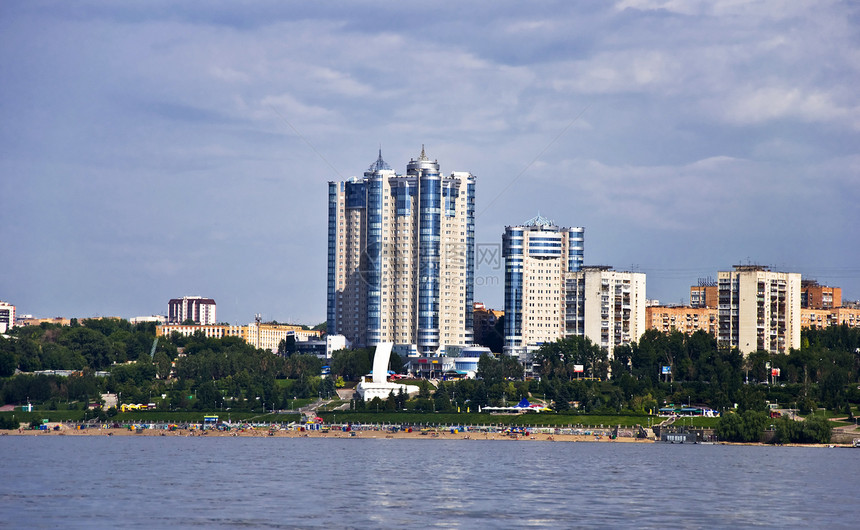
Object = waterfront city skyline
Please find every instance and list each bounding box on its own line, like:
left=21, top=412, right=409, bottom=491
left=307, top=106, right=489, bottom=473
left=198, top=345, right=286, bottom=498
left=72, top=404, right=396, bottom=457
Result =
left=2, top=1, right=859, bottom=324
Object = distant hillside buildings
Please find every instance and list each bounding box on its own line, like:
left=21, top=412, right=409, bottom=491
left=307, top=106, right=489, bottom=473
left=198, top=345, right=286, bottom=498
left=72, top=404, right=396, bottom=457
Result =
left=168, top=296, right=216, bottom=325
left=156, top=322, right=324, bottom=355
left=646, top=267, right=860, bottom=356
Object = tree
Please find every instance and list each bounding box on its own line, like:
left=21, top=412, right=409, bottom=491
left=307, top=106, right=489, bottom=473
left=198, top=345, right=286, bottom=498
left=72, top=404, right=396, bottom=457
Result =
left=434, top=383, right=451, bottom=412
left=153, top=351, right=171, bottom=380
left=194, top=381, right=220, bottom=410
left=320, top=376, right=336, bottom=399
left=716, top=410, right=767, bottom=442
left=477, top=353, right=503, bottom=385
left=533, top=336, right=608, bottom=381
left=0, top=347, right=16, bottom=377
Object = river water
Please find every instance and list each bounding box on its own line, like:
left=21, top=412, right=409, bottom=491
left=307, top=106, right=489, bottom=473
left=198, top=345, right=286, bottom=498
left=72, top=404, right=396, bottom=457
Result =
left=1, top=437, right=857, bottom=528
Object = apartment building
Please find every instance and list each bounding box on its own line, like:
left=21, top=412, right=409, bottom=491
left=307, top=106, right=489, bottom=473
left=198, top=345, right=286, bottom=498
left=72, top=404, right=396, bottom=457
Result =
left=565, top=267, right=646, bottom=358
left=167, top=296, right=216, bottom=325
left=717, top=266, right=801, bottom=355
left=801, top=307, right=860, bottom=329
left=502, top=214, right=584, bottom=358
left=646, top=305, right=718, bottom=338
left=801, top=280, right=841, bottom=309
left=690, top=282, right=719, bottom=309
left=0, top=301, right=15, bottom=333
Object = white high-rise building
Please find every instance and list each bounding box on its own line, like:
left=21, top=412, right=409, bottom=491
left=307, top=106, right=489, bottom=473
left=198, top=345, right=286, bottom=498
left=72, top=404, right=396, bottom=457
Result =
left=327, top=148, right=476, bottom=355
left=717, top=266, right=801, bottom=355
left=167, top=296, right=216, bottom=325
left=565, top=266, right=646, bottom=358
left=0, top=301, right=15, bottom=333
left=502, top=214, right=584, bottom=358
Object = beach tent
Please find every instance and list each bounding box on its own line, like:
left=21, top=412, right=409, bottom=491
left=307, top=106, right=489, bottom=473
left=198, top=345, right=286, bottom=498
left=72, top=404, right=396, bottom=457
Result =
left=514, top=398, right=531, bottom=408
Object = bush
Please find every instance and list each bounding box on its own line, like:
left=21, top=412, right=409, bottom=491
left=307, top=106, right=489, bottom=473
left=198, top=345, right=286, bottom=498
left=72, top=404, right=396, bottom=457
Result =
left=772, top=415, right=832, bottom=444
left=716, top=410, right=767, bottom=442
left=0, top=415, right=20, bottom=429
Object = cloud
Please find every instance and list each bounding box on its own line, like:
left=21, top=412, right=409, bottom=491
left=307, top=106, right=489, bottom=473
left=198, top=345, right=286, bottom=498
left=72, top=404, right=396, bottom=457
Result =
left=719, top=86, right=860, bottom=128
left=2, top=1, right=860, bottom=322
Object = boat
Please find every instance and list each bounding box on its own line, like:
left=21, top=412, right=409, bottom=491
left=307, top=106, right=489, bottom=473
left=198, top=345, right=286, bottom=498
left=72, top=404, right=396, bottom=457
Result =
left=853, top=439, right=860, bottom=448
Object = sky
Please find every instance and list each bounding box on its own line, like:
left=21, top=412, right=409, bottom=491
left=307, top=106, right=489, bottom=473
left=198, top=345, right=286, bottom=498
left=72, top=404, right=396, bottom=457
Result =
left=2, top=0, right=859, bottom=325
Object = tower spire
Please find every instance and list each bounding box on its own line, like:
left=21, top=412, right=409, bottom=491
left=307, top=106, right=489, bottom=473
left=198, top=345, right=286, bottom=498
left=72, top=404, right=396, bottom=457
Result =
left=367, top=146, right=391, bottom=172
left=419, top=144, right=427, bottom=161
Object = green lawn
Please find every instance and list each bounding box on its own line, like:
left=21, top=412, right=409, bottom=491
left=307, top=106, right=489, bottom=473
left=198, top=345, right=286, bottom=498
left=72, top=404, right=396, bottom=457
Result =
left=316, top=411, right=655, bottom=428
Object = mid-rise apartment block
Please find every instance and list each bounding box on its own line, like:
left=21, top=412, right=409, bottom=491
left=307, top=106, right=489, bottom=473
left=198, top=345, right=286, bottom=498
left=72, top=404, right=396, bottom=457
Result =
left=646, top=305, right=718, bottom=338
left=801, top=307, right=860, bottom=329
left=565, top=266, right=646, bottom=358
left=503, top=214, right=584, bottom=357
left=801, top=280, right=841, bottom=309
left=327, top=148, right=476, bottom=355
left=168, top=296, right=216, bottom=325
left=717, top=266, right=801, bottom=355
left=690, top=281, right=719, bottom=309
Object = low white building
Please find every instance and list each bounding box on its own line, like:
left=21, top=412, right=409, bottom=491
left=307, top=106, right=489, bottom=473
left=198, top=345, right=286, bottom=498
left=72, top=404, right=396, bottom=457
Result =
left=129, top=315, right=166, bottom=325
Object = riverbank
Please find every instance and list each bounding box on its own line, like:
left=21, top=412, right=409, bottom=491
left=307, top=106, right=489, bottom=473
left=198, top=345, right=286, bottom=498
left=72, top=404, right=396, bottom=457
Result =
left=1, top=425, right=653, bottom=443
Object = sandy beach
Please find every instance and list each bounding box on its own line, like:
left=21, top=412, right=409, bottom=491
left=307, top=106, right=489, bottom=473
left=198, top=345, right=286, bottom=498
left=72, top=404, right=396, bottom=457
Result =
left=1, top=424, right=654, bottom=443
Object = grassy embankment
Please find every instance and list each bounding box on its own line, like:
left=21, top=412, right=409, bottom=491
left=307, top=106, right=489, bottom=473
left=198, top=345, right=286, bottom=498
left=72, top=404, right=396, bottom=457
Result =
left=316, top=411, right=659, bottom=428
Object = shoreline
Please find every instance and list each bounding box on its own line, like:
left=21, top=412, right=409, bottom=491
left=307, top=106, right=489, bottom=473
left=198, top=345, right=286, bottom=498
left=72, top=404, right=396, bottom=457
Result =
left=1, top=425, right=651, bottom=443
left=2, top=427, right=856, bottom=447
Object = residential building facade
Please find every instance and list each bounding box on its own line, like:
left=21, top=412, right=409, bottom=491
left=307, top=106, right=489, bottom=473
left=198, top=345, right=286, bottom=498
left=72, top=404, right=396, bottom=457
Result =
left=646, top=305, right=718, bottom=338
left=717, top=266, right=801, bottom=355
left=801, top=307, right=860, bottom=329
left=503, top=214, right=584, bottom=358
left=565, top=266, right=646, bottom=358
left=156, top=323, right=321, bottom=353
left=690, top=281, right=719, bottom=309
left=801, top=280, right=841, bottom=309
left=167, top=296, right=216, bottom=325
left=327, top=148, right=476, bottom=355
left=0, top=301, right=15, bottom=333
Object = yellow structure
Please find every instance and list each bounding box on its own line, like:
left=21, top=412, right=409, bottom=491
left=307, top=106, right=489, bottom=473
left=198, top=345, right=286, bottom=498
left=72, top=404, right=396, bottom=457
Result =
left=646, top=306, right=718, bottom=338
left=16, top=317, right=71, bottom=327
left=801, top=307, right=860, bottom=329
left=157, top=323, right=322, bottom=353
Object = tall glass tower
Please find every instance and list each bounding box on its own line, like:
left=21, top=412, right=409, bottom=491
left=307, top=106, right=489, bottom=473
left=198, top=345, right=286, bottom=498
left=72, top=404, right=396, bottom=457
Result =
left=502, top=214, right=584, bottom=358
left=328, top=147, right=476, bottom=355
